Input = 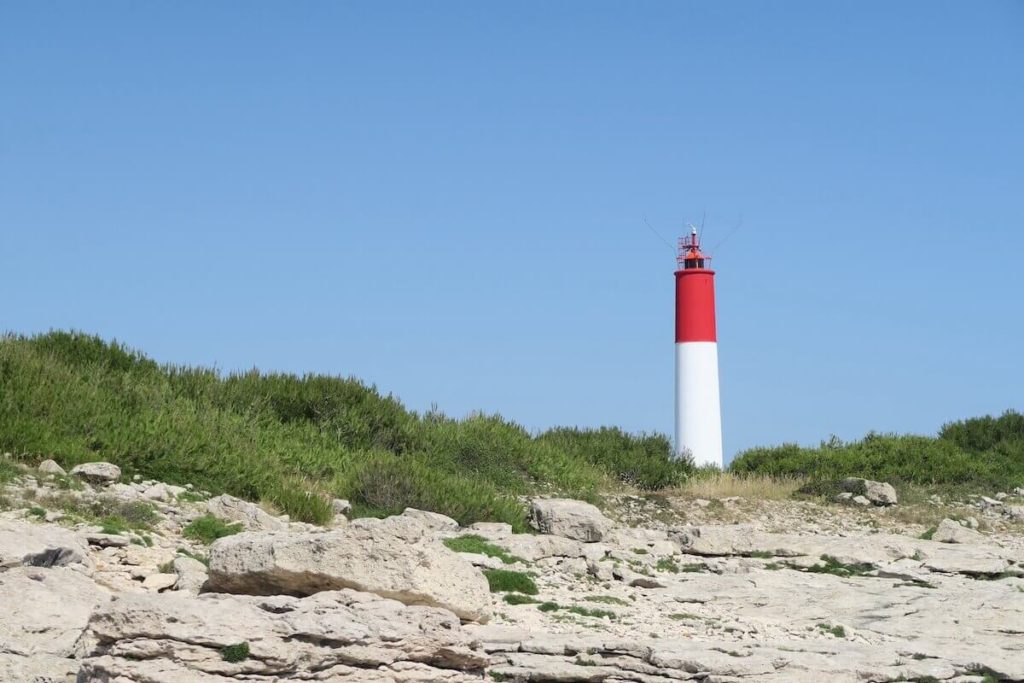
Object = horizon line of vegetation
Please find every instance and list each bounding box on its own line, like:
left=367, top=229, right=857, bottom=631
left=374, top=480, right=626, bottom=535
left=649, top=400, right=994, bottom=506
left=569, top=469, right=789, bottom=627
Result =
left=1, top=330, right=1020, bottom=526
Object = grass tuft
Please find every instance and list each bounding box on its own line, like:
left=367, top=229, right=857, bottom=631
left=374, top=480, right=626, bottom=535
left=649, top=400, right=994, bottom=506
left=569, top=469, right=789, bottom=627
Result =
left=443, top=534, right=523, bottom=564
left=183, top=515, right=243, bottom=544
left=805, top=555, right=874, bottom=578
left=502, top=593, right=538, bottom=605
left=567, top=605, right=616, bottom=619
left=482, top=568, right=538, bottom=595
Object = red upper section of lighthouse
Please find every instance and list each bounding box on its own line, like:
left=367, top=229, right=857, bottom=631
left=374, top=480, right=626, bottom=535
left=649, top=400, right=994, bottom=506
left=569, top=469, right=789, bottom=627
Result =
left=675, top=227, right=717, bottom=343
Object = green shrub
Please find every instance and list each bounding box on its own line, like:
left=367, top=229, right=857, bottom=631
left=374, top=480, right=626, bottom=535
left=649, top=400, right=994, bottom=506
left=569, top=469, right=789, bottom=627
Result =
left=537, top=601, right=561, bottom=612
left=0, top=458, right=19, bottom=485
left=817, top=623, right=846, bottom=638
left=28, top=505, right=46, bottom=518
left=537, top=426, right=689, bottom=490
left=183, top=515, right=243, bottom=544
left=731, top=413, right=1024, bottom=495
left=482, top=568, right=538, bottom=595
left=655, top=557, right=679, bottom=573
left=220, top=642, right=250, bottom=662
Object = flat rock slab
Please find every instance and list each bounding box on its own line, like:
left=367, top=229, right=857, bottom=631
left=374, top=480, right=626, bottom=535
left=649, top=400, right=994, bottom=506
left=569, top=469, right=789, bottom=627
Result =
left=205, top=515, right=491, bottom=622
left=0, top=519, right=92, bottom=569
left=80, top=589, right=487, bottom=681
left=0, top=566, right=111, bottom=658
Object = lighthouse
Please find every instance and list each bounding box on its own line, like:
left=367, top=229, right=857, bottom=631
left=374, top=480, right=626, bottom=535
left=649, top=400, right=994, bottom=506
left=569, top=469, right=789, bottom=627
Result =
left=674, top=226, right=723, bottom=467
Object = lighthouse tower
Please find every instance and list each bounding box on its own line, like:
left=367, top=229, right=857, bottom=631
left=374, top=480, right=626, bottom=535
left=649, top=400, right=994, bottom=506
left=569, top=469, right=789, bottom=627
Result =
left=674, top=226, right=723, bottom=467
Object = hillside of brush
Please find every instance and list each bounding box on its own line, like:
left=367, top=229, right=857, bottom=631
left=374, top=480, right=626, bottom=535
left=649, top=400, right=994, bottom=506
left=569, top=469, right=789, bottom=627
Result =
left=731, top=411, right=1024, bottom=497
left=0, top=331, right=688, bottom=526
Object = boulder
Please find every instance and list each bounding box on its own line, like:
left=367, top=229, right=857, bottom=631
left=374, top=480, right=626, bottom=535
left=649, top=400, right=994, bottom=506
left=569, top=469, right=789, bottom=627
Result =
left=141, top=482, right=172, bottom=501
left=933, top=518, right=983, bottom=544
left=206, top=493, right=287, bottom=531
left=0, top=519, right=91, bottom=569
left=171, top=555, right=209, bottom=595
left=331, top=498, right=352, bottom=515
left=529, top=498, right=613, bottom=542
left=79, top=589, right=488, bottom=681
left=69, top=461, right=121, bottom=485
left=37, top=459, right=66, bottom=476
left=841, top=477, right=898, bottom=506
left=205, top=515, right=491, bottom=622
left=401, top=507, right=459, bottom=531
left=142, top=573, right=178, bottom=592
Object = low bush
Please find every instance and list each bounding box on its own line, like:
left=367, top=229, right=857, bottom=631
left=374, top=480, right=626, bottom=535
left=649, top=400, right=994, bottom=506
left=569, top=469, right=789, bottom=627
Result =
left=730, top=412, right=1024, bottom=495
left=220, top=642, right=250, bottom=662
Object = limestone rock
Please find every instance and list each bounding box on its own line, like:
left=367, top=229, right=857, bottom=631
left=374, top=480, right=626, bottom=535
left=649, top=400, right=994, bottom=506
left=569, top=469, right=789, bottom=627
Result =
left=37, top=459, right=66, bottom=476
left=402, top=507, right=459, bottom=531
left=933, top=518, right=982, bottom=544
left=142, top=573, right=177, bottom=592
left=468, top=521, right=514, bottom=538
left=841, top=477, right=898, bottom=505
left=205, top=515, right=491, bottom=622
left=80, top=589, right=488, bottom=681
left=529, top=498, right=613, bottom=542
left=331, top=497, right=352, bottom=515
left=205, top=493, right=287, bottom=531
left=70, top=461, right=121, bottom=485
left=141, top=482, right=172, bottom=501
left=171, top=556, right=209, bottom=595
left=83, top=532, right=130, bottom=548
left=0, top=519, right=91, bottom=569
left=0, top=566, right=110, bottom=678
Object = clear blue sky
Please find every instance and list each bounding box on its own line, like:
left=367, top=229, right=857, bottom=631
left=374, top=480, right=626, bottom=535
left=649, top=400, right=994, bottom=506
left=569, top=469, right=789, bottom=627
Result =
left=3, top=2, right=1022, bottom=461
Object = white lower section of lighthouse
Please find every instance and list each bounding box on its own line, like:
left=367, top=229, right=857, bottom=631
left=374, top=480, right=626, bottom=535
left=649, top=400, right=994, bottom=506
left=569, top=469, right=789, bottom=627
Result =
left=674, top=342, right=723, bottom=467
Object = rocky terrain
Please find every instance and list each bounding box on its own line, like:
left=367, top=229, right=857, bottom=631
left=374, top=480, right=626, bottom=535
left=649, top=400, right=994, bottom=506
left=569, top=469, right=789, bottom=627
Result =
left=2, top=457, right=1023, bottom=682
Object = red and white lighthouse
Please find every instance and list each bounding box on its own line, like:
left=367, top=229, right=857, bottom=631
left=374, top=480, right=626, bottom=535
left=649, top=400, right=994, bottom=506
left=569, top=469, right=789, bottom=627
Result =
left=674, top=226, right=723, bottom=467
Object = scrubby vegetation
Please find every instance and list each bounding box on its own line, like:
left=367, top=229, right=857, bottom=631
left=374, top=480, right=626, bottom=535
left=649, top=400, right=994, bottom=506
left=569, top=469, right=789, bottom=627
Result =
left=482, top=568, right=538, bottom=595
left=0, top=331, right=689, bottom=526
left=730, top=412, right=1024, bottom=496
left=442, top=534, right=523, bottom=564
left=183, top=514, right=243, bottom=544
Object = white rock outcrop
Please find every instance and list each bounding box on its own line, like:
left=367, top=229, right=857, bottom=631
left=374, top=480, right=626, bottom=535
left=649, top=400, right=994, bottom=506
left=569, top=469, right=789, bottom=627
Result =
left=841, top=477, right=898, bottom=505
left=80, top=589, right=488, bottom=682
left=205, top=515, right=491, bottom=622
left=933, top=518, right=983, bottom=544
left=0, top=519, right=91, bottom=569
left=529, top=498, right=613, bottom=542
left=37, top=459, right=66, bottom=476
left=70, top=461, right=122, bottom=485
left=205, top=493, right=287, bottom=531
